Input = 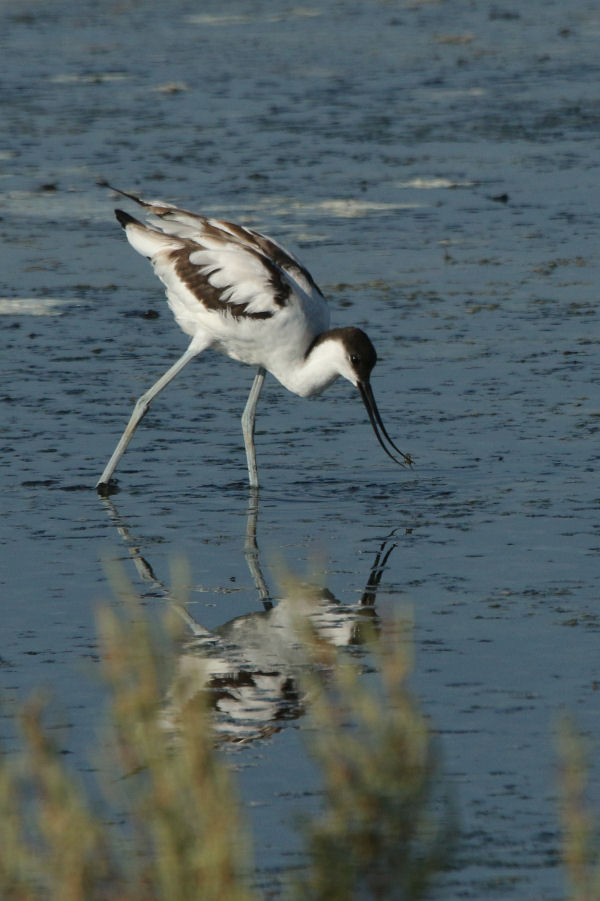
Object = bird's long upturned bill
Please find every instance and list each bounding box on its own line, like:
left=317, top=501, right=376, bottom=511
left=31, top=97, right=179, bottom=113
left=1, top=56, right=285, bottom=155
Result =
left=358, top=381, right=413, bottom=468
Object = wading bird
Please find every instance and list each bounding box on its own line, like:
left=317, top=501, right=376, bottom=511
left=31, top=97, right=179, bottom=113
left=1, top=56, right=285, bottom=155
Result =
left=96, top=186, right=412, bottom=493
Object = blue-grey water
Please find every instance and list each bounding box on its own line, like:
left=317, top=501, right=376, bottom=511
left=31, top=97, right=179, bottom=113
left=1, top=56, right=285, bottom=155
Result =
left=1, top=1, right=599, bottom=897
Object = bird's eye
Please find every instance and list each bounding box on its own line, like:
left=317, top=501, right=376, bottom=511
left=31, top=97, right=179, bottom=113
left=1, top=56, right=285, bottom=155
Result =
left=350, top=353, right=360, bottom=365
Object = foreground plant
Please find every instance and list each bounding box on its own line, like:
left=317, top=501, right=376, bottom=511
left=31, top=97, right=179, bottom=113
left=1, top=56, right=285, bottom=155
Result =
left=558, top=716, right=600, bottom=901
left=0, top=695, right=111, bottom=901
left=96, top=569, right=255, bottom=901
left=0, top=567, right=254, bottom=901
left=0, top=564, right=449, bottom=901
left=293, top=607, right=453, bottom=901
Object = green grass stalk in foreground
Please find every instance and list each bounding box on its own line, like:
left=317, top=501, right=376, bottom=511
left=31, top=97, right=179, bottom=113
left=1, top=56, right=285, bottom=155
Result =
left=0, top=563, right=449, bottom=900
left=558, top=715, right=600, bottom=901
left=96, top=580, right=255, bottom=901
left=292, top=608, right=453, bottom=901
left=0, top=694, right=111, bottom=901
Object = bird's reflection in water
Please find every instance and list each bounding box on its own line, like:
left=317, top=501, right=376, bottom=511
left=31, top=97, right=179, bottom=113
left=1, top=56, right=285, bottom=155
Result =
left=101, top=495, right=398, bottom=743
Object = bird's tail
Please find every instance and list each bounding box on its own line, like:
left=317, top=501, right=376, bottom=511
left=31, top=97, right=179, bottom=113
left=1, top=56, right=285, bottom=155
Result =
left=114, top=208, right=182, bottom=258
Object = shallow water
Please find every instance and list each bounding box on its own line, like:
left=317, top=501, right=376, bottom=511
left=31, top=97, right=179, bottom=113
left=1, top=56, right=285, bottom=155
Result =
left=2, top=0, right=600, bottom=897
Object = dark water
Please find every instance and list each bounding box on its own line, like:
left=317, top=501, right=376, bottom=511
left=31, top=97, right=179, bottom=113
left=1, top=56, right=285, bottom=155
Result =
left=2, top=1, right=600, bottom=897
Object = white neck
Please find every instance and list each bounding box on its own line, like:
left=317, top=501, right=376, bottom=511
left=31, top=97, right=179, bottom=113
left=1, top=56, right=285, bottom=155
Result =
left=274, top=336, right=352, bottom=398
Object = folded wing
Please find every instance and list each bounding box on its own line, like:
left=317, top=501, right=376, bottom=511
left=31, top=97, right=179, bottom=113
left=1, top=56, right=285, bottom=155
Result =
left=113, top=194, right=323, bottom=323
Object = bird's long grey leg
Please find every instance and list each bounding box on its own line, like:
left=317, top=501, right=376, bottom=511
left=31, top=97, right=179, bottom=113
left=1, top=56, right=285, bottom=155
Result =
left=241, top=366, right=266, bottom=489
left=243, top=489, right=272, bottom=608
left=96, top=342, right=202, bottom=493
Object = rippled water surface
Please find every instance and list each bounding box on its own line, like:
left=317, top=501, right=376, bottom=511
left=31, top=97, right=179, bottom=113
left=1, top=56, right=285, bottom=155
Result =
left=2, top=1, right=599, bottom=897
